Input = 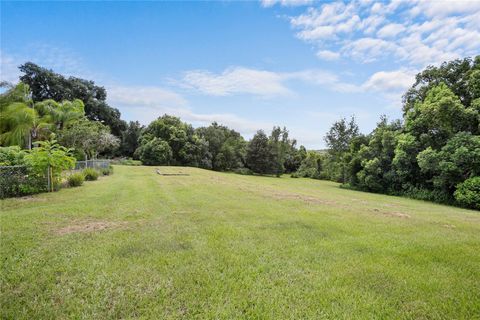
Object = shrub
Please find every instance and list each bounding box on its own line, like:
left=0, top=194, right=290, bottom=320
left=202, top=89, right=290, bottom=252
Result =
left=83, top=168, right=99, bottom=181
left=112, top=159, right=142, bottom=166
left=101, top=165, right=114, bottom=176
left=454, top=177, right=480, bottom=210
left=233, top=168, right=252, bottom=175
left=68, top=173, right=84, bottom=187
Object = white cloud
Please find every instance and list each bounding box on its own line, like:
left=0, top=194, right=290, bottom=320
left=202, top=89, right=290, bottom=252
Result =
left=362, top=69, right=416, bottom=92
left=261, top=0, right=313, bottom=8
left=316, top=49, right=341, bottom=60
left=179, top=66, right=364, bottom=97
left=107, top=86, right=187, bottom=108
left=288, top=0, right=480, bottom=66
left=0, top=45, right=99, bottom=85
left=181, top=67, right=291, bottom=97
left=107, top=84, right=272, bottom=135
left=377, top=23, right=405, bottom=38
left=0, top=51, right=20, bottom=83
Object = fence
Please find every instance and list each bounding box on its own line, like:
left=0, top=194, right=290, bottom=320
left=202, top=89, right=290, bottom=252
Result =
left=0, top=165, right=47, bottom=199
left=74, top=159, right=111, bottom=171
left=1, top=159, right=111, bottom=199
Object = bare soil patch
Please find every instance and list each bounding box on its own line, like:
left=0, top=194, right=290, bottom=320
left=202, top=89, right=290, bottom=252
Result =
left=372, top=208, right=410, bottom=218
left=55, top=220, right=127, bottom=235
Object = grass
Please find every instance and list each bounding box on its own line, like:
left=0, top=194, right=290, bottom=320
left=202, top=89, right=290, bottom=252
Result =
left=1, top=166, right=479, bottom=319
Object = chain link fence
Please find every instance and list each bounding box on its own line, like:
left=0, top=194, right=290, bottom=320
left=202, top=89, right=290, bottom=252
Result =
left=1, top=160, right=111, bottom=199
left=74, top=160, right=111, bottom=171
left=0, top=165, right=47, bottom=199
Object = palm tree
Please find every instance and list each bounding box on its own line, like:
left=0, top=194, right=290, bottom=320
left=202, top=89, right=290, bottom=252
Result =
left=0, top=102, right=53, bottom=149
left=1, top=83, right=85, bottom=149
left=35, top=99, right=84, bottom=130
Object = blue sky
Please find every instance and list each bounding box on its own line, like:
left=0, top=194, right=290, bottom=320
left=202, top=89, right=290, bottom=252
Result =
left=1, top=0, right=479, bottom=148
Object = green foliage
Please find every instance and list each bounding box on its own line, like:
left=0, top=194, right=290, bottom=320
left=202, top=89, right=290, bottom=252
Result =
left=113, top=158, right=142, bottom=166
left=57, top=118, right=120, bottom=159
left=83, top=168, right=99, bottom=181
left=120, top=121, right=143, bottom=157
left=403, top=57, right=479, bottom=114
left=417, top=132, right=480, bottom=195
left=101, top=165, right=114, bottom=176
left=0, top=146, right=26, bottom=166
left=135, top=137, right=173, bottom=165
left=291, top=151, right=324, bottom=179
left=19, top=62, right=126, bottom=136
left=136, top=115, right=209, bottom=167
left=454, top=177, right=480, bottom=209
left=245, top=130, right=278, bottom=175
left=0, top=82, right=85, bottom=149
left=196, top=122, right=246, bottom=171
left=24, top=139, right=75, bottom=191
left=0, top=166, right=45, bottom=198
left=405, top=83, right=478, bottom=148
left=324, top=116, right=359, bottom=182
left=67, top=172, right=84, bottom=187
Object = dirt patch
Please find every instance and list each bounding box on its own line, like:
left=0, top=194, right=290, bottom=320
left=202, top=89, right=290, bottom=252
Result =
left=55, top=220, right=127, bottom=235
left=17, top=196, right=47, bottom=202
left=443, top=224, right=456, bottom=229
left=271, top=192, right=338, bottom=206
left=372, top=208, right=410, bottom=218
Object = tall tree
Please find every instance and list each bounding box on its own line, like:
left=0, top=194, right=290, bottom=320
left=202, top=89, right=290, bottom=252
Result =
left=19, top=62, right=126, bottom=136
left=246, top=130, right=277, bottom=175
left=120, top=121, right=144, bottom=158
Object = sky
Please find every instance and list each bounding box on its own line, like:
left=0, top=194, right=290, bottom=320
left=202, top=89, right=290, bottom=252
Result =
left=1, top=0, right=479, bottom=148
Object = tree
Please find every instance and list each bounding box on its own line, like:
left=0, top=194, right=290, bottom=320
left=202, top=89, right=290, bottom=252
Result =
left=135, top=137, right=172, bottom=165
left=57, top=119, right=119, bottom=159
left=454, top=177, right=480, bottom=209
left=24, top=139, right=75, bottom=192
left=35, top=99, right=84, bottom=130
left=324, top=116, right=359, bottom=182
left=138, top=115, right=209, bottom=167
left=403, top=56, right=480, bottom=113
left=120, top=121, right=144, bottom=158
left=417, top=132, right=480, bottom=197
left=405, top=83, right=478, bottom=149
left=0, top=102, right=52, bottom=149
left=19, top=62, right=126, bottom=136
left=195, top=122, right=246, bottom=171
left=246, top=130, right=277, bottom=175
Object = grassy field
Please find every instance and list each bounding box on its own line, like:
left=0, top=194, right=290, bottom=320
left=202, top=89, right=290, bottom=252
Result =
left=1, top=166, right=479, bottom=319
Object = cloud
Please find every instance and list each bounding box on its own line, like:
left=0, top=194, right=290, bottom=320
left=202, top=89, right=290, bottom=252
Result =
left=107, top=86, right=187, bottom=108
left=0, top=45, right=98, bottom=84
left=377, top=23, right=405, bottom=38
left=362, top=69, right=416, bottom=92
left=107, top=84, right=272, bottom=135
left=179, top=66, right=363, bottom=97
left=0, top=51, right=20, bottom=83
left=181, top=67, right=292, bottom=97
left=288, top=0, right=480, bottom=67
left=261, top=0, right=313, bottom=8
left=316, top=50, right=341, bottom=60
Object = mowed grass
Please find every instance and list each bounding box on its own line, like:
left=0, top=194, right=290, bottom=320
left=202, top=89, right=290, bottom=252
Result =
left=1, top=166, right=479, bottom=319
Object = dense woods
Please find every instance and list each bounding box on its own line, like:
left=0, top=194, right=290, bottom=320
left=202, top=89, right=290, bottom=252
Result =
left=1, top=57, right=479, bottom=209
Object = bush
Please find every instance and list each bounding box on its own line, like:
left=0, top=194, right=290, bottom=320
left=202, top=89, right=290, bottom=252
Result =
left=233, top=168, right=252, bottom=175
left=68, top=173, right=84, bottom=187
left=83, top=168, right=99, bottom=181
left=100, top=165, right=114, bottom=176
left=112, top=159, right=142, bottom=166
left=454, top=177, right=480, bottom=210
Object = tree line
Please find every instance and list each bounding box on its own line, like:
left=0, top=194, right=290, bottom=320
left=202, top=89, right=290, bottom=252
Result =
left=1, top=57, right=479, bottom=209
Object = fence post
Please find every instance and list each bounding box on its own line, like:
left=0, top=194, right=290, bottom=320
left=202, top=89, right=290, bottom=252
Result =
left=46, top=166, right=51, bottom=192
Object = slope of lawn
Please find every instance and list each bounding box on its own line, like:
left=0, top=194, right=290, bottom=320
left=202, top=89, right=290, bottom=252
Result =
left=1, top=166, right=479, bottom=319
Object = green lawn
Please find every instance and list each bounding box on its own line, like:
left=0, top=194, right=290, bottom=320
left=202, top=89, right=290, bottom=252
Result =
left=1, top=166, right=479, bottom=319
